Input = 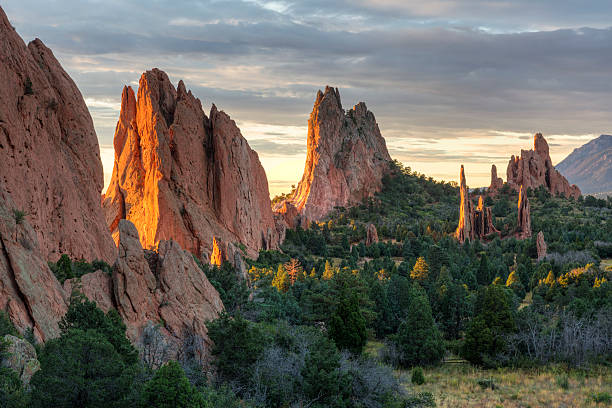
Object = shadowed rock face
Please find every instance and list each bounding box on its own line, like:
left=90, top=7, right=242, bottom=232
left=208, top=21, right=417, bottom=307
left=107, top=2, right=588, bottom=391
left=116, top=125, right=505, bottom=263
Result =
left=489, top=164, right=504, bottom=193
left=537, top=231, right=547, bottom=260
left=0, top=183, right=67, bottom=342
left=103, top=69, right=282, bottom=260
left=365, top=223, right=379, bottom=246
left=276, top=86, right=391, bottom=224
left=0, top=6, right=115, bottom=262
left=505, top=133, right=580, bottom=199
left=112, top=220, right=224, bottom=346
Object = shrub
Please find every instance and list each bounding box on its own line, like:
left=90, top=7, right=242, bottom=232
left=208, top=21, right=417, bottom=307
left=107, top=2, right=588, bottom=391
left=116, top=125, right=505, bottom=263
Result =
left=592, top=392, right=611, bottom=404
left=556, top=375, right=569, bottom=390
left=12, top=210, right=25, bottom=225
left=24, top=78, right=33, bottom=95
left=411, top=367, right=425, bottom=385
left=477, top=378, right=497, bottom=390
left=0, top=311, right=18, bottom=338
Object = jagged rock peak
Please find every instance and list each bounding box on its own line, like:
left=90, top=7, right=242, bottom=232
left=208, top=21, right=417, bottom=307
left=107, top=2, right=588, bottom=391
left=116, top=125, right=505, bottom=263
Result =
left=277, top=86, right=391, bottom=223
left=0, top=5, right=115, bottom=262
left=505, top=133, right=580, bottom=199
left=489, top=164, right=504, bottom=192
left=517, top=185, right=532, bottom=239
left=365, top=223, right=379, bottom=246
left=455, top=166, right=499, bottom=243
left=103, top=69, right=282, bottom=260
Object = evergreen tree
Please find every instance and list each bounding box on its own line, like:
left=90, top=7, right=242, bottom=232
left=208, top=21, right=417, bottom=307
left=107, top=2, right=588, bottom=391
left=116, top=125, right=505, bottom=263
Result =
left=328, top=289, right=367, bottom=354
left=477, top=254, right=491, bottom=285
left=506, top=270, right=526, bottom=299
left=391, top=286, right=444, bottom=366
left=410, top=256, right=429, bottom=282
left=140, top=361, right=205, bottom=408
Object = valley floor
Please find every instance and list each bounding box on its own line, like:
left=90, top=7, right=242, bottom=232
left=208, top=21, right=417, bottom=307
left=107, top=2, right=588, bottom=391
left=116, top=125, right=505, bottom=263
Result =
left=366, top=342, right=612, bottom=407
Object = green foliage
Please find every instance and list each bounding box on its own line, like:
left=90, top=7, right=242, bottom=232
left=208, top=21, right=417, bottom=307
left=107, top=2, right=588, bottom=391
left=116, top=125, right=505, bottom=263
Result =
left=30, top=328, right=135, bottom=408
left=12, top=210, right=25, bottom=225
left=207, top=313, right=268, bottom=386
left=390, top=286, right=444, bottom=367
left=196, top=260, right=249, bottom=313
left=48, top=255, right=112, bottom=284
left=0, top=367, right=30, bottom=408
left=328, top=288, right=367, bottom=354
left=592, top=391, right=611, bottom=404
left=140, top=361, right=205, bottom=408
left=462, top=285, right=516, bottom=366
left=0, top=311, right=18, bottom=338
left=60, top=292, right=138, bottom=365
left=411, top=367, right=425, bottom=385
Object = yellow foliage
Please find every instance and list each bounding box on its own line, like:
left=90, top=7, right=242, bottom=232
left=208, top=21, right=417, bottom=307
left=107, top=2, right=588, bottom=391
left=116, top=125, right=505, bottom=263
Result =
left=411, top=256, right=429, bottom=282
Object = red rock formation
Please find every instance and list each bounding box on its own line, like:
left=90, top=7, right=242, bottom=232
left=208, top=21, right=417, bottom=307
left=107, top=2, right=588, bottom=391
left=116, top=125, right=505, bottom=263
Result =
left=536, top=231, right=547, bottom=260
left=455, top=166, right=499, bottom=243
left=103, top=70, right=281, bottom=260
left=489, top=164, right=504, bottom=193
left=506, top=133, right=581, bottom=199
left=517, top=185, right=532, bottom=239
left=0, top=183, right=67, bottom=342
left=112, top=220, right=223, bottom=345
left=365, top=223, right=379, bottom=246
left=63, top=270, right=114, bottom=313
left=0, top=6, right=115, bottom=262
left=276, top=87, right=391, bottom=223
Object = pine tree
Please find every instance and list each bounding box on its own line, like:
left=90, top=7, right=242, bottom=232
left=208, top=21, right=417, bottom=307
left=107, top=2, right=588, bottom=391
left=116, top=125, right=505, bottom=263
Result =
left=477, top=254, right=490, bottom=285
left=410, top=256, right=429, bottom=282
left=328, top=289, right=367, bottom=354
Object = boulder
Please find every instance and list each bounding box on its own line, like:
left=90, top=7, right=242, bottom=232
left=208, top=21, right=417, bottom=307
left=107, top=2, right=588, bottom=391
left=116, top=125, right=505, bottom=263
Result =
left=276, top=86, right=391, bottom=222
left=1, top=334, right=40, bottom=385
left=506, top=133, right=581, bottom=199
left=537, top=231, right=547, bottom=260
left=103, top=70, right=281, bottom=260
left=0, top=6, right=115, bottom=262
left=63, top=270, right=114, bottom=313
left=112, top=220, right=224, bottom=348
left=365, top=223, right=379, bottom=246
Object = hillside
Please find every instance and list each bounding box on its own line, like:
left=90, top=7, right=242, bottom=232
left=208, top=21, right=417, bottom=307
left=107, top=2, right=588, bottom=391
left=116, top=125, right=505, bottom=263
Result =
left=556, top=134, right=612, bottom=196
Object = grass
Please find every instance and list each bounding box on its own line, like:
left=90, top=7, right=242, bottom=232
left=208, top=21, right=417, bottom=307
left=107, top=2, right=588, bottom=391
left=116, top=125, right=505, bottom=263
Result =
left=601, top=259, right=612, bottom=272
left=365, top=341, right=612, bottom=407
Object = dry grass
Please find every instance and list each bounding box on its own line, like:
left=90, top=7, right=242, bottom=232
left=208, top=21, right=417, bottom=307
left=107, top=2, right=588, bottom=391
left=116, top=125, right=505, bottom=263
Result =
left=405, top=363, right=612, bottom=407
left=601, top=259, right=612, bottom=272
left=365, top=341, right=612, bottom=407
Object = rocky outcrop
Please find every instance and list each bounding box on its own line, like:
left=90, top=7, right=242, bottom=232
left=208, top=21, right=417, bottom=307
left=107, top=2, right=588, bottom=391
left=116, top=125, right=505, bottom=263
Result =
left=210, top=237, right=225, bottom=267
left=103, top=69, right=281, bottom=260
left=0, top=6, right=115, bottom=262
left=112, top=220, right=223, bottom=346
left=0, top=183, right=67, bottom=342
left=63, top=270, right=114, bottom=313
left=275, top=87, right=391, bottom=224
left=536, top=231, right=547, bottom=260
left=517, top=185, right=532, bottom=239
left=365, top=223, right=379, bottom=246
left=1, top=334, right=40, bottom=385
left=455, top=166, right=500, bottom=243
left=506, top=133, right=581, bottom=199
left=275, top=201, right=304, bottom=230
left=489, top=164, right=504, bottom=193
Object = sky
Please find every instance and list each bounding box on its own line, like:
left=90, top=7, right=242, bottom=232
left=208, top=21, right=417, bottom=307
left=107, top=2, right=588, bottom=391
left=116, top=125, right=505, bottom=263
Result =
left=4, top=0, right=612, bottom=196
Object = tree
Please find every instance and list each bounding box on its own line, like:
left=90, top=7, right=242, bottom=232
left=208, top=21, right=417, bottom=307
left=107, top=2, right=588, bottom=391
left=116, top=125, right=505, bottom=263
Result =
left=506, top=270, right=526, bottom=299
left=462, top=285, right=516, bottom=366
left=391, top=287, right=444, bottom=367
left=284, top=258, right=303, bottom=286
left=60, top=292, right=138, bottom=365
left=0, top=367, right=29, bottom=408
left=140, top=361, right=205, bottom=408
left=410, top=257, right=429, bottom=282
left=272, top=264, right=289, bottom=292
left=323, top=260, right=335, bottom=280
left=477, top=254, right=491, bottom=286
left=328, top=289, right=367, bottom=354
left=30, top=329, right=135, bottom=408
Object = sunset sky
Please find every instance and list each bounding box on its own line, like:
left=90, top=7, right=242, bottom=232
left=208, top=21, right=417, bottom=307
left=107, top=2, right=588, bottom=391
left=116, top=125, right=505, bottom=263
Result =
left=5, top=0, right=611, bottom=196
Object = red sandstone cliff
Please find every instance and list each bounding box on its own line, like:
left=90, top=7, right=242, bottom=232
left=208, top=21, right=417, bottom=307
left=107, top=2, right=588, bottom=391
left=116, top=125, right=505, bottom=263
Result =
left=276, top=87, right=391, bottom=224
left=102, top=69, right=282, bottom=260
left=0, top=6, right=115, bottom=262
left=490, top=133, right=581, bottom=199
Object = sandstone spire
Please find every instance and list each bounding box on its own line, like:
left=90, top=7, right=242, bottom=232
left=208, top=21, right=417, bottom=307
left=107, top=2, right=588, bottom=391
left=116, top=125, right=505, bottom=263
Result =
left=489, top=164, right=504, bottom=192
left=506, top=133, right=580, bottom=199
left=0, top=6, right=115, bottom=262
left=103, top=69, right=282, bottom=260
left=536, top=231, right=547, bottom=260
left=517, top=185, right=532, bottom=239
left=455, top=165, right=473, bottom=243
left=276, top=86, right=391, bottom=224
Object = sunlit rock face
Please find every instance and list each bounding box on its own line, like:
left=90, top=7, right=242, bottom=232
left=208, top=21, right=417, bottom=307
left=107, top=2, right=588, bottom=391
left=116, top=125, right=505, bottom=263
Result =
left=505, top=133, right=581, bottom=199
left=455, top=166, right=500, bottom=243
left=102, top=69, right=282, bottom=260
left=0, top=6, right=115, bottom=262
left=275, top=86, right=391, bottom=224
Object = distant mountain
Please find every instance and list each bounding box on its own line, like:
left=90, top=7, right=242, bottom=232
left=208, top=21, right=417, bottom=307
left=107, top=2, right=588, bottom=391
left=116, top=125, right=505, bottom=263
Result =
left=556, top=135, right=612, bottom=196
